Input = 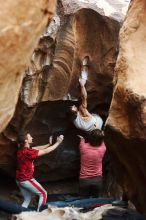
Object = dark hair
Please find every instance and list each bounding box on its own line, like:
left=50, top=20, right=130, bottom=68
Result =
left=67, top=104, right=79, bottom=121
left=84, top=129, right=104, bottom=146
left=68, top=110, right=77, bottom=121
left=17, top=133, right=28, bottom=148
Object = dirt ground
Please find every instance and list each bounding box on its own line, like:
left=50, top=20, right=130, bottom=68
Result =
left=0, top=174, right=79, bottom=208
left=0, top=173, right=136, bottom=216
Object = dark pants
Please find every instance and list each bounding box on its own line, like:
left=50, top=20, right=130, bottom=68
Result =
left=79, top=176, right=103, bottom=197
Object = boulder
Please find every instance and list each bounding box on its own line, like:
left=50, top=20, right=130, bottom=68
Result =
left=21, top=8, right=120, bottom=112
left=0, top=0, right=56, bottom=132
left=105, top=0, right=146, bottom=214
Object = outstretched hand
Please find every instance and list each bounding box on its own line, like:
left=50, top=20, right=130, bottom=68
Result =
left=56, top=135, right=64, bottom=144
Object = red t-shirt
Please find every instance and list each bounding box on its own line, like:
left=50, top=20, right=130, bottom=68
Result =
left=79, top=138, right=106, bottom=179
left=16, top=147, right=39, bottom=182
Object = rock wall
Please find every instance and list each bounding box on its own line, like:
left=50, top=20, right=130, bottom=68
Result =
left=0, top=7, right=120, bottom=181
left=21, top=8, right=120, bottom=108
left=62, top=0, right=130, bottom=22
left=0, top=0, right=56, bottom=132
left=105, top=0, right=146, bottom=214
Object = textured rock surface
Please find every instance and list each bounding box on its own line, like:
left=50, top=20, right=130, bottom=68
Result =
left=22, top=8, right=120, bottom=107
left=62, top=0, right=130, bottom=22
left=13, top=205, right=145, bottom=220
left=105, top=0, right=146, bottom=214
left=1, top=7, right=120, bottom=181
left=0, top=0, right=56, bottom=132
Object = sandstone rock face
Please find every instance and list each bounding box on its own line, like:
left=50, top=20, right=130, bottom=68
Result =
left=22, top=8, right=120, bottom=109
left=62, top=0, right=130, bottom=22
left=0, top=0, right=56, bottom=132
left=1, top=7, right=120, bottom=181
left=105, top=0, right=146, bottom=214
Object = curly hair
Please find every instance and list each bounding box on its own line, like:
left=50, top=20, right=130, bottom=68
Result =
left=68, top=110, right=78, bottom=121
left=84, top=129, right=104, bottom=146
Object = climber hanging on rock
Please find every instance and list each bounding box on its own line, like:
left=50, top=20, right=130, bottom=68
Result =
left=69, top=56, right=103, bottom=131
left=16, top=133, right=64, bottom=211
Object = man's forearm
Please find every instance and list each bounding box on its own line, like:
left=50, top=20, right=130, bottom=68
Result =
left=37, top=135, right=64, bottom=157
left=33, top=144, right=50, bottom=150
left=81, top=85, right=87, bottom=98
left=44, top=142, right=60, bottom=154
left=80, top=85, right=87, bottom=107
left=38, top=141, right=61, bottom=156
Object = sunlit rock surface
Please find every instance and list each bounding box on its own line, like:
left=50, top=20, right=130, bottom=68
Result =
left=0, top=0, right=56, bottom=132
left=13, top=205, right=145, bottom=220
left=62, top=0, right=130, bottom=21
left=105, top=0, right=146, bottom=214
left=20, top=7, right=120, bottom=109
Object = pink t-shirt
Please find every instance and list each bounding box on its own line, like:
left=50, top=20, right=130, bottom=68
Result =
left=79, top=138, right=106, bottom=179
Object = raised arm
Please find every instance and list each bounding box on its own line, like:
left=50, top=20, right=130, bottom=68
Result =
left=79, top=78, right=87, bottom=109
left=79, top=58, right=89, bottom=108
left=33, top=136, right=53, bottom=150
left=33, top=144, right=50, bottom=150
left=37, top=135, right=64, bottom=157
